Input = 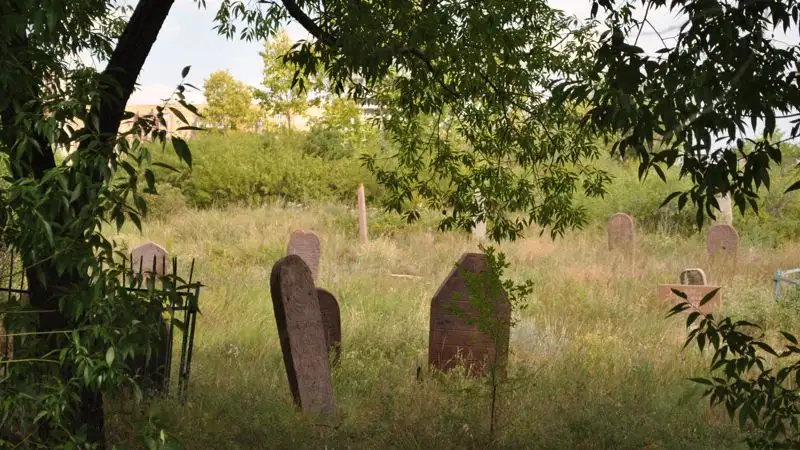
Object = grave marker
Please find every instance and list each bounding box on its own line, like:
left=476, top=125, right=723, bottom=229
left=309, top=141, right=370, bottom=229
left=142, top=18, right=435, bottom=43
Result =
left=680, top=268, right=707, bottom=286
left=316, top=288, right=342, bottom=365
left=270, top=255, right=336, bottom=415
left=131, top=242, right=169, bottom=278
left=357, top=183, right=368, bottom=243
left=657, top=284, right=722, bottom=315
left=707, top=224, right=739, bottom=259
left=287, top=230, right=321, bottom=281
left=428, top=253, right=510, bottom=377
left=607, top=213, right=635, bottom=252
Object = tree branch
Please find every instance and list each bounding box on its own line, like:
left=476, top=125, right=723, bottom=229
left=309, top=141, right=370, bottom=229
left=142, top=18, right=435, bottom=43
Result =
left=82, top=0, right=176, bottom=148
left=281, top=0, right=338, bottom=47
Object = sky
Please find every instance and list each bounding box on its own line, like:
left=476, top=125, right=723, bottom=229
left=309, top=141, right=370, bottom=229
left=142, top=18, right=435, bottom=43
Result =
left=128, top=0, right=681, bottom=104
left=126, top=1, right=796, bottom=138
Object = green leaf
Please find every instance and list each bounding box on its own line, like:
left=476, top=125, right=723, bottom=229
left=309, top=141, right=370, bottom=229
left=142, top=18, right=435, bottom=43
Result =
left=699, top=288, right=720, bottom=306
left=171, top=136, right=192, bottom=167
left=106, top=346, right=115, bottom=366
left=786, top=180, right=800, bottom=193
left=781, top=331, right=798, bottom=345
left=181, top=65, right=191, bottom=78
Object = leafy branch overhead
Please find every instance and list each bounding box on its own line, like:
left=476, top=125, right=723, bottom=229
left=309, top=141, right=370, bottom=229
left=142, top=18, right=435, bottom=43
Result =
left=560, top=0, right=800, bottom=228
left=211, top=0, right=800, bottom=237
left=213, top=0, right=607, bottom=240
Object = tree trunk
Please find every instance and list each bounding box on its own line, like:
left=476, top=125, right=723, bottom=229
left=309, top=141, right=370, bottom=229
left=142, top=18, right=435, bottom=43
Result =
left=2, top=0, right=177, bottom=446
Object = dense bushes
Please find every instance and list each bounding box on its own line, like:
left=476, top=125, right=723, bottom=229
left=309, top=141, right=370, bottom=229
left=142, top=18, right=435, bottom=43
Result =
left=146, top=129, right=800, bottom=246
left=151, top=130, right=383, bottom=209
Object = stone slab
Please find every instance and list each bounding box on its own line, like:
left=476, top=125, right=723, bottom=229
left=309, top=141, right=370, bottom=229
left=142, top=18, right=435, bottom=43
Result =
left=270, top=255, right=335, bottom=415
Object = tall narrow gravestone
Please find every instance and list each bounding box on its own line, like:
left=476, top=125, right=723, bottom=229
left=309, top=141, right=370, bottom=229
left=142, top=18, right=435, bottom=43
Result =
left=680, top=268, right=708, bottom=285
left=607, top=213, right=635, bottom=252
left=270, top=255, right=336, bottom=415
left=316, top=288, right=342, bottom=365
left=131, top=242, right=169, bottom=277
left=657, top=284, right=722, bottom=315
left=428, top=253, right=510, bottom=377
left=287, top=230, right=321, bottom=281
left=707, top=224, right=739, bottom=260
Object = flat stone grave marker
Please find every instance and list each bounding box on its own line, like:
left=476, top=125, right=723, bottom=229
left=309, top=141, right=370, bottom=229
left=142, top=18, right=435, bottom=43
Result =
left=270, top=255, right=335, bottom=415
left=707, top=224, right=739, bottom=260
left=680, top=268, right=708, bottom=285
left=131, top=242, right=169, bottom=278
left=608, top=213, right=635, bottom=252
left=428, top=253, right=510, bottom=377
left=287, top=230, right=321, bottom=281
left=316, top=288, right=342, bottom=365
left=657, top=284, right=722, bottom=315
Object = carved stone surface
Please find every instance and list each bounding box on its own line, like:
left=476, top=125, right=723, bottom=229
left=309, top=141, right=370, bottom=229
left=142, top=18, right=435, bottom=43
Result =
left=607, top=213, right=635, bottom=252
left=657, top=284, right=722, bottom=315
left=707, top=225, right=739, bottom=259
left=287, top=230, right=321, bottom=281
left=270, top=255, right=335, bottom=415
left=131, top=242, right=169, bottom=277
left=428, top=253, right=510, bottom=377
left=679, top=268, right=708, bottom=286
left=316, top=288, right=342, bottom=365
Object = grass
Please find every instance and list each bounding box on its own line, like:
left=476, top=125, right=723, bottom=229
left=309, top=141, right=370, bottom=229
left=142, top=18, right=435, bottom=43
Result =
left=104, top=201, right=800, bottom=449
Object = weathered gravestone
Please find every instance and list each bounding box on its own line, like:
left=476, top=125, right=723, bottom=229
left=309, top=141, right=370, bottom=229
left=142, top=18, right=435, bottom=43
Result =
left=680, top=268, right=708, bottom=286
left=607, top=213, right=635, bottom=252
left=270, top=255, right=336, bottom=415
left=287, top=230, right=321, bottom=281
left=428, top=253, right=510, bottom=377
left=316, top=288, right=342, bottom=365
left=707, top=224, right=739, bottom=260
left=131, top=242, right=169, bottom=278
left=657, top=284, right=722, bottom=315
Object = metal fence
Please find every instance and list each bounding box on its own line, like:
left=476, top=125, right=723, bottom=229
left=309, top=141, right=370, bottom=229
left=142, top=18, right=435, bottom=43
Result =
left=0, top=249, right=201, bottom=403
left=774, top=268, right=800, bottom=303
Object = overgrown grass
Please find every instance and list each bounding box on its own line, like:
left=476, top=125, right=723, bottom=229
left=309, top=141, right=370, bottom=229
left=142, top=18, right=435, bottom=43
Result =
left=103, top=200, right=800, bottom=449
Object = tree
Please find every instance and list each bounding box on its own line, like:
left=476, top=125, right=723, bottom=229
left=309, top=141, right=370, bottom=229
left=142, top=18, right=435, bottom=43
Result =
left=0, top=0, right=194, bottom=446
left=212, top=0, right=800, bottom=239
left=256, top=28, right=317, bottom=129
left=303, top=97, right=372, bottom=160
left=3, top=0, right=800, bottom=446
left=203, top=70, right=255, bottom=130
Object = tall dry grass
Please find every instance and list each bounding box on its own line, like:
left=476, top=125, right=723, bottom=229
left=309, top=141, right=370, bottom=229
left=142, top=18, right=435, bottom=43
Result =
left=105, top=202, right=800, bottom=449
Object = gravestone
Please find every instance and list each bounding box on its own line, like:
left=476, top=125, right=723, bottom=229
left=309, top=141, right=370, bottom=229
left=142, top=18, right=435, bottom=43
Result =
left=657, top=284, right=722, bottom=315
left=707, top=224, right=739, bottom=259
left=287, top=230, right=321, bottom=281
left=428, top=253, right=510, bottom=377
left=270, top=255, right=336, bottom=415
left=679, top=268, right=707, bottom=285
left=607, top=213, right=635, bottom=252
left=357, top=183, right=368, bottom=243
left=316, top=288, right=342, bottom=365
left=131, top=242, right=169, bottom=278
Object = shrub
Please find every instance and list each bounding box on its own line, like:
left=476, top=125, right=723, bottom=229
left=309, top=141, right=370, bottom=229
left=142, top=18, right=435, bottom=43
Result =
left=152, top=131, right=383, bottom=208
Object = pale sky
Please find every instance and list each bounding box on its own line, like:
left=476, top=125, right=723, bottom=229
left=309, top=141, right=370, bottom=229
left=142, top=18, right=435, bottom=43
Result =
left=128, top=0, right=681, bottom=104
left=126, top=0, right=796, bottom=137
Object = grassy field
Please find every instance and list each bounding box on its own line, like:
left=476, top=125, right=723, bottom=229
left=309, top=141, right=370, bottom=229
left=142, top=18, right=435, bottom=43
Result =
left=104, top=201, right=800, bottom=449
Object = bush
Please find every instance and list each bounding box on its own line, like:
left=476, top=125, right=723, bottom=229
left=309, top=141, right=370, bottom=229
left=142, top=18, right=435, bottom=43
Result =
left=151, top=130, right=384, bottom=208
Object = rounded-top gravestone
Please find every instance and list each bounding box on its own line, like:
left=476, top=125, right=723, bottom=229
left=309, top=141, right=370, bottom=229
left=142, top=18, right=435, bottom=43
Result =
left=680, top=268, right=708, bottom=286
left=607, top=213, right=635, bottom=252
left=131, top=242, right=169, bottom=277
left=287, top=230, right=321, bottom=281
left=270, top=255, right=336, bottom=415
left=707, top=224, right=739, bottom=259
left=316, top=288, right=342, bottom=366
